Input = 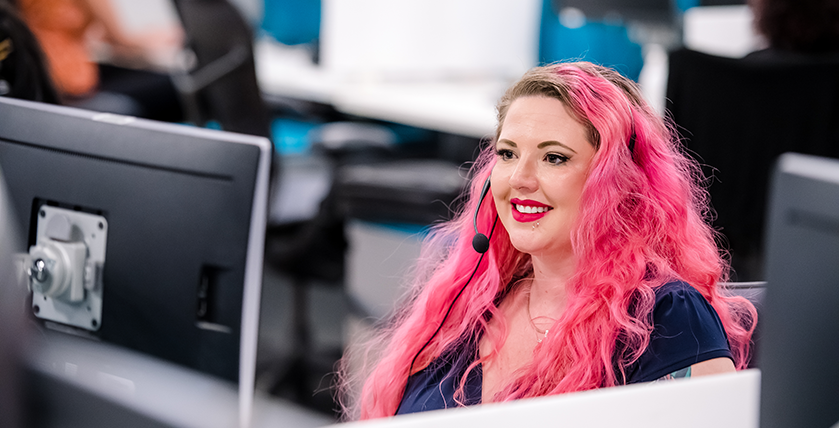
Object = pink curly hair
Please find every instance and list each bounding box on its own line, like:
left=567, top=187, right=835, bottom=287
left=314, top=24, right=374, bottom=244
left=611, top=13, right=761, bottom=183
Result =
left=338, top=62, right=757, bottom=420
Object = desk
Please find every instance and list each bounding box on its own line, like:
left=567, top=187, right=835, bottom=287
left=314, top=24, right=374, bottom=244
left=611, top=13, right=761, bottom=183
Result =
left=331, top=79, right=502, bottom=140
left=255, top=40, right=337, bottom=105
left=335, top=370, right=761, bottom=428
left=254, top=38, right=504, bottom=140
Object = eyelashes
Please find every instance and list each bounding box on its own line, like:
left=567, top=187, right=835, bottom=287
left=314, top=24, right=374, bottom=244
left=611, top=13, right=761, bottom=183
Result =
left=545, top=153, right=569, bottom=165
left=496, top=148, right=514, bottom=161
left=495, top=148, right=569, bottom=165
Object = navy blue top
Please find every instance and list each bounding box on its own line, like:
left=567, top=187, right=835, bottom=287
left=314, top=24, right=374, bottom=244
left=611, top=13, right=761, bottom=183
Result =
left=396, top=280, right=732, bottom=415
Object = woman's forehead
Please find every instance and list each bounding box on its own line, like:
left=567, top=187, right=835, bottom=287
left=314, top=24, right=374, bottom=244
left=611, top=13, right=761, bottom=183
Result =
left=498, top=96, right=591, bottom=146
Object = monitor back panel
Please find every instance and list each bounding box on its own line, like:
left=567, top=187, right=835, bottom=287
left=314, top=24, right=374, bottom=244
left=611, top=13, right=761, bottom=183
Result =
left=761, top=153, right=839, bottom=428
left=0, top=98, right=267, bottom=383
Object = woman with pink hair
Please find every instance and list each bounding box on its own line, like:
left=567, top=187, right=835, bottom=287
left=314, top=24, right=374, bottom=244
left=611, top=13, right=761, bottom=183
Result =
left=340, top=62, right=757, bottom=420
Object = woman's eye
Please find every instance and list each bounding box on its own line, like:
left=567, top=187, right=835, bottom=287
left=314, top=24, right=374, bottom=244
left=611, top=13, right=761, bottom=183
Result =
left=545, top=153, right=569, bottom=165
left=496, top=148, right=515, bottom=161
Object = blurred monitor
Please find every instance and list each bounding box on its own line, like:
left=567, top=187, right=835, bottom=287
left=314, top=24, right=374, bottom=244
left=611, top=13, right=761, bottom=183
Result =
left=556, top=0, right=681, bottom=48
left=557, top=0, right=677, bottom=27
left=760, top=152, right=839, bottom=428
left=0, top=96, right=271, bottom=427
left=700, top=0, right=746, bottom=5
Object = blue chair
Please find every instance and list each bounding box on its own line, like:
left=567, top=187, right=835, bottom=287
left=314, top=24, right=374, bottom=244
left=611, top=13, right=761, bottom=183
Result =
left=261, top=0, right=320, bottom=46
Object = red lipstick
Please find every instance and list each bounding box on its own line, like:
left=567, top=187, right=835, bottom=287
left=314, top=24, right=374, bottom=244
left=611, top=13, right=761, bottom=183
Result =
left=510, top=198, right=552, bottom=223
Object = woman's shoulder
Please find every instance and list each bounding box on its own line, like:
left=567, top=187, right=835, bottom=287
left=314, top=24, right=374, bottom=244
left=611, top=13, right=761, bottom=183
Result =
left=650, top=279, right=725, bottom=335
left=652, top=279, right=707, bottom=306
left=654, top=278, right=694, bottom=292
left=627, top=279, right=731, bottom=383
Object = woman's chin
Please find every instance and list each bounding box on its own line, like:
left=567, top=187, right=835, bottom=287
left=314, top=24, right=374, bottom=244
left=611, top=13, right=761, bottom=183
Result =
left=508, top=237, right=546, bottom=256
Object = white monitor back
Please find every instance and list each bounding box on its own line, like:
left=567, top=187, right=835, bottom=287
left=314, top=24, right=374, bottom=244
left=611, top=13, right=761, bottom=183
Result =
left=334, top=370, right=760, bottom=428
left=320, top=0, right=541, bottom=81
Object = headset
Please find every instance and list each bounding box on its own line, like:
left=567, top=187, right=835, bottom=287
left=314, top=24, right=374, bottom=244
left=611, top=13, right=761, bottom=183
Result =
left=471, top=178, right=492, bottom=254
left=394, top=178, right=496, bottom=415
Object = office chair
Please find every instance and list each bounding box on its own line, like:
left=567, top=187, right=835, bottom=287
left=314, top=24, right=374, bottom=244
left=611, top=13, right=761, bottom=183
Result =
left=170, top=0, right=272, bottom=140
left=723, top=281, right=766, bottom=369
left=261, top=120, right=467, bottom=412
left=170, top=0, right=327, bottom=407
left=666, top=48, right=839, bottom=281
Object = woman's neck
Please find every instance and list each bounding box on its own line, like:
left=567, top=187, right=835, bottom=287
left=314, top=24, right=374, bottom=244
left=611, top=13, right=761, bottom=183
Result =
left=527, top=253, right=575, bottom=318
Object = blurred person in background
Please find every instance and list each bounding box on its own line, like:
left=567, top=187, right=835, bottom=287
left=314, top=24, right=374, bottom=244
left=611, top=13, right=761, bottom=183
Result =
left=13, top=0, right=184, bottom=121
left=748, top=0, right=839, bottom=56
left=0, top=0, right=59, bottom=103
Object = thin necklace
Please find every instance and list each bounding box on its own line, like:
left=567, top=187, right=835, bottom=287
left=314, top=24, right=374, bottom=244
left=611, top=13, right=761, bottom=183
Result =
left=526, top=287, right=556, bottom=343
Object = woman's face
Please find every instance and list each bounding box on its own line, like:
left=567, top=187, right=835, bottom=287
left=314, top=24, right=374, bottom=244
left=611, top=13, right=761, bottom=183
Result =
left=491, top=96, right=596, bottom=259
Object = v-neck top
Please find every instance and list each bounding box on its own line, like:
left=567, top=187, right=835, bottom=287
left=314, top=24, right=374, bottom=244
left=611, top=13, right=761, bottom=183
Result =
left=396, top=280, right=732, bottom=415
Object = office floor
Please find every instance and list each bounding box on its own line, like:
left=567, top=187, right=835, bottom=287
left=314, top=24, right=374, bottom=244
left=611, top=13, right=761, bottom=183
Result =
left=256, top=264, right=351, bottom=421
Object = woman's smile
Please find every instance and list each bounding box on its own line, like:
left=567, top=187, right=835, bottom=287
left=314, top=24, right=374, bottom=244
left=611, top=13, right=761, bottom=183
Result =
left=511, top=198, right=552, bottom=222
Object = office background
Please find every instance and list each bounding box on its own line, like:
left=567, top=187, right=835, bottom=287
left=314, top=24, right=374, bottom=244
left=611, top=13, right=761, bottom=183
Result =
left=3, top=0, right=839, bottom=426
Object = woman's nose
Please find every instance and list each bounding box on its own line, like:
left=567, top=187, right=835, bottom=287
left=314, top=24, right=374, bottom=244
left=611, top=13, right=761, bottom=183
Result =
left=509, top=158, right=538, bottom=192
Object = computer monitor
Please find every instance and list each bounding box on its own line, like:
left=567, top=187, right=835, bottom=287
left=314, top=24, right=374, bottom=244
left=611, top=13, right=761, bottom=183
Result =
left=0, top=96, right=271, bottom=427
left=760, top=152, right=839, bottom=428
left=556, top=0, right=680, bottom=48
left=557, top=0, right=677, bottom=26
left=700, top=0, right=746, bottom=5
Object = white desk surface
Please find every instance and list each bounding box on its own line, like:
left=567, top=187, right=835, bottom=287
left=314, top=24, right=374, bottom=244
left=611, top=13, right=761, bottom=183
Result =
left=255, top=38, right=504, bottom=139
left=333, top=369, right=761, bottom=428
left=255, top=39, right=338, bottom=105
left=331, top=79, right=501, bottom=140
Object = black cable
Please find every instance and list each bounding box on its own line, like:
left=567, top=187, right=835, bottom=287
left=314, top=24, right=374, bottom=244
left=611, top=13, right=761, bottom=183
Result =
left=394, top=214, right=498, bottom=415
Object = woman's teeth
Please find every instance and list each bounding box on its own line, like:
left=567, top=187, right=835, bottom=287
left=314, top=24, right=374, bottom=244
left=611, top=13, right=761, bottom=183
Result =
left=515, top=204, right=549, bottom=214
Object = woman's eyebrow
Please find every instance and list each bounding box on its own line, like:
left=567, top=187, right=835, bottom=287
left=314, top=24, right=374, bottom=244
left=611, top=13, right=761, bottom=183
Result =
left=497, top=139, right=577, bottom=154
left=497, top=139, right=516, bottom=147
left=537, top=140, right=577, bottom=153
